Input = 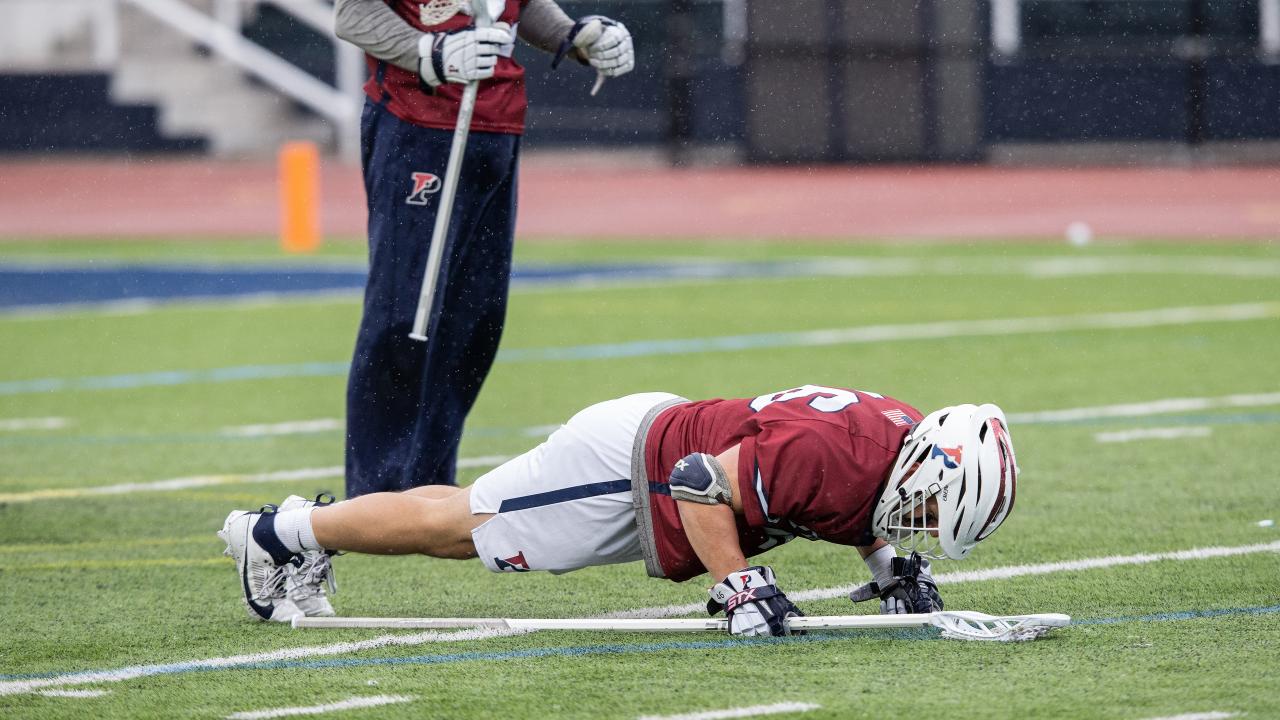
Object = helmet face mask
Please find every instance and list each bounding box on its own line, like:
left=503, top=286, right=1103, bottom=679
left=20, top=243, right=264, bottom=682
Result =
left=880, top=484, right=943, bottom=558
left=873, top=404, right=1019, bottom=561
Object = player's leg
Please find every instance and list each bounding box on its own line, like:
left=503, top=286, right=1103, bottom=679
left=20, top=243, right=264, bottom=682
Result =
left=218, top=489, right=487, bottom=623
left=401, top=131, right=520, bottom=490
left=403, top=485, right=466, bottom=500
left=469, top=392, right=683, bottom=573
left=345, top=104, right=458, bottom=497
left=309, top=488, right=485, bottom=558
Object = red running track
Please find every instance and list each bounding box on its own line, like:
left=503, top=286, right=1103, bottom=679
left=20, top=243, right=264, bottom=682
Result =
left=0, top=157, right=1277, bottom=241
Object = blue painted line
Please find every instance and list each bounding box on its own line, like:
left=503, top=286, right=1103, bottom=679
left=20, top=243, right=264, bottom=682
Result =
left=0, top=331, right=815, bottom=394
left=238, top=632, right=902, bottom=674
left=234, top=604, right=1280, bottom=675
left=0, top=420, right=545, bottom=448
left=0, top=261, right=809, bottom=311
left=2, top=605, right=1278, bottom=684
left=496, top=331, right=807, bottom=363
left=1073, top=604, right=1280, bottom=626
left=0, top=362, right=349, bottom=396
left=0, top=266, right=368, bottom=309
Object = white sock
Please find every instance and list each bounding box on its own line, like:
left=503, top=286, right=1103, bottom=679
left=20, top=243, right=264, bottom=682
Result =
left=863, top=544, right=897, bottom=586
left=273, top=508, right=322, bottom=554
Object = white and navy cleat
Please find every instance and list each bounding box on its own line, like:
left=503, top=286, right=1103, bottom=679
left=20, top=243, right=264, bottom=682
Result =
left=218, top=509, right=303, bottom=623
left=278, top=494, right=339, bottom=618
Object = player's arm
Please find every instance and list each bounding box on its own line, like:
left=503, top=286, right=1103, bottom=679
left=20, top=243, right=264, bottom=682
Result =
left=333, top=0, right=422, bottom=72
left=333, top=0, right=513, bottom=86
left=673, top=445, right=748, bottom=580
left=517, top=0, right=574, bottom=54
left=670, top=445, right=802, bottom=636
left=519, top=0, right=634, bottom=80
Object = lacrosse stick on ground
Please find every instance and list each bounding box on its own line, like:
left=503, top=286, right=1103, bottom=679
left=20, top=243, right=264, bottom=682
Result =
left=294, top=611, right=1070, bottom=643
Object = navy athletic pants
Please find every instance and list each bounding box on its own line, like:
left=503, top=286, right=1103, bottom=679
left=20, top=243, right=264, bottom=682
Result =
left=346, top=100, right=519, bottom=496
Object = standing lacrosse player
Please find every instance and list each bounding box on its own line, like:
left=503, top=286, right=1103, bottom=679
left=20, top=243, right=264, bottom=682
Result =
left=335, top=0, right=635, bottom=498
left=221, top=385, right=1019, bottom=633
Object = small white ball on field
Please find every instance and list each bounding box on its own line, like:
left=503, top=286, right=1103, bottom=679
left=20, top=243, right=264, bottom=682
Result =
left=1259, top=519, right=1275, bottom=528
left=1066, top=221, right=1093, bottom=247
left=366, top=680, right=379, bottom=686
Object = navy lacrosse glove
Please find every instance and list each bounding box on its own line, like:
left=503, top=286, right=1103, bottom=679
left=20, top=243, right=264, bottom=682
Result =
left=849, top=552, right=944, bottom=614
left=707, top=566, right=804, bottom=637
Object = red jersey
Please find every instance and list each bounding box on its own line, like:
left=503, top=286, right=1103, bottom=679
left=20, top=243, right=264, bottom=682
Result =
left=636, top=386, right=922, bottom=582
left=364, top=1, right=529, bottom=134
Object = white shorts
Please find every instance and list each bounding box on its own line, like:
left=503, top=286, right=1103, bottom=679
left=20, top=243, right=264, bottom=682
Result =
left=470, top=392, right=684, bottom=574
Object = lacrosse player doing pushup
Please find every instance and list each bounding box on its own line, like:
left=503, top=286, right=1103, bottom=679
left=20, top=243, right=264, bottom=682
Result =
left=219, top=385, right=1018, bottom=637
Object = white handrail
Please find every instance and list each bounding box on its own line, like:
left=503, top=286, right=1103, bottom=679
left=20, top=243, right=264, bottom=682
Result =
left=259, top=0, right=366, bottom=120
left=94, top=0, right=122, bottom=68
left=252, top=0, right=366, bottom=155
left=1263, top=0, right=1280, bottom=60
left=990, top=0, right=1021, bottom=59
left=120, top=0, right=357, bottom=126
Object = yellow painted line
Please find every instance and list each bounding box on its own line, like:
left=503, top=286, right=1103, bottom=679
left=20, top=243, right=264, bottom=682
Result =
left=0, top=466, right=344, bottom=504
left=0, top=535, right=210, bottom=555
left=0, top=458, right=499, bottom=505
left=0, top=557, right=226, bottom=573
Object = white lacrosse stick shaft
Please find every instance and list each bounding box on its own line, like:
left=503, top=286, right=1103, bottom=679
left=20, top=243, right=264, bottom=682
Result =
left=294, top=611, right=1070, bottom=641
left=408, top=0, right=499, bottom=342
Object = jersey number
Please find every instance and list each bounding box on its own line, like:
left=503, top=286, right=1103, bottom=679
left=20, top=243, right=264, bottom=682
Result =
left=749, top=384, right=883, bottom=413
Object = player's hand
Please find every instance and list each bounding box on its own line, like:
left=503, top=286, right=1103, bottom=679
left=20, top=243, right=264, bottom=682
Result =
left=707, top=566, right=803, bottom=636
left=418, top=23, right=515, bottom=87
left=552, top=15, right=634, bottom=78
left=849, top=552, right=944, bottom=614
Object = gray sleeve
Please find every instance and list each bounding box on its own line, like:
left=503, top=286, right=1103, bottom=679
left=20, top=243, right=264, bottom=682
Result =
left=333, top=0, right=422, bottom=74
left=517, top=0, right=574, bottom=55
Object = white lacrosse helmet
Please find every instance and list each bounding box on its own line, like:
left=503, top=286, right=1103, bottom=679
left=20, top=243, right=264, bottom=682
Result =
left=872, top=404, right=1018, bottom=560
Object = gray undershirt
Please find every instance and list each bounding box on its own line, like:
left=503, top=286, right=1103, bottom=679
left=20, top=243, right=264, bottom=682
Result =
left=333, top=0, right=575, bottom=73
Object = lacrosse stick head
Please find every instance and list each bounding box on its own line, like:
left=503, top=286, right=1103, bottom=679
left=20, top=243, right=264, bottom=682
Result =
left=930, top=611, right=1069, bottom=642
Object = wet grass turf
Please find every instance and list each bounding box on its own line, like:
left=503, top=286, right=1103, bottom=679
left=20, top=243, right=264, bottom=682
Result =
left=1, top=239, right=1278, bottom=718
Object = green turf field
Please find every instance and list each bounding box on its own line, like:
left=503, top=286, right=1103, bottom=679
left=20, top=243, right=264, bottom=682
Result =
left=1, top=238, right=1278, bottom=720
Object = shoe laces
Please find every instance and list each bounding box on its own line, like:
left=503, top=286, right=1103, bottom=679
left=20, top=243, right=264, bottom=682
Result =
left=251, top=561, right=291, bottom=602
left=288, top=552, right=337, bottom=598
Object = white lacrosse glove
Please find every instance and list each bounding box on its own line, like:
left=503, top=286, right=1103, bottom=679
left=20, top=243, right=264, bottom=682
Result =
left=418, top=22, right=515, bottom=87
left=707, top=566, right=804, bottom=637
left=552, top=15, right=635, bottom=78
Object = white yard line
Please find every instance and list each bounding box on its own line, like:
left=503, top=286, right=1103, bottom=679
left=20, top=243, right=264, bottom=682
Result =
left=36, top=689, right=110, bottom=698
left=458, top=455, right=512, bottom=469
left=0, top=290, right=362, bottom=321
left=606, top=539, right=1280, bottom=619
left=0, top=417, right=69, bottom=432
left=7, top=387, right=1278, bottom=505
left=4, top=539, right=1278, bottom=697
left=220, top=418, right=562, bottom=439
left=220, top=419, right=343, bottom=437
left=523, top=424, right=562, bottom=437
left=1009, top=392, right=1280, bottom=424
left=226, top=695, right=415, bottom=720
left=0, top=456, right=512, bottom=504
left=1095, top=427, right=1213, bottom=443
left=1141, top=707, right=1239, bottom=712
left=637, top=702, right=821, bottom=720
left=0, top=628, right=521, bottom=697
